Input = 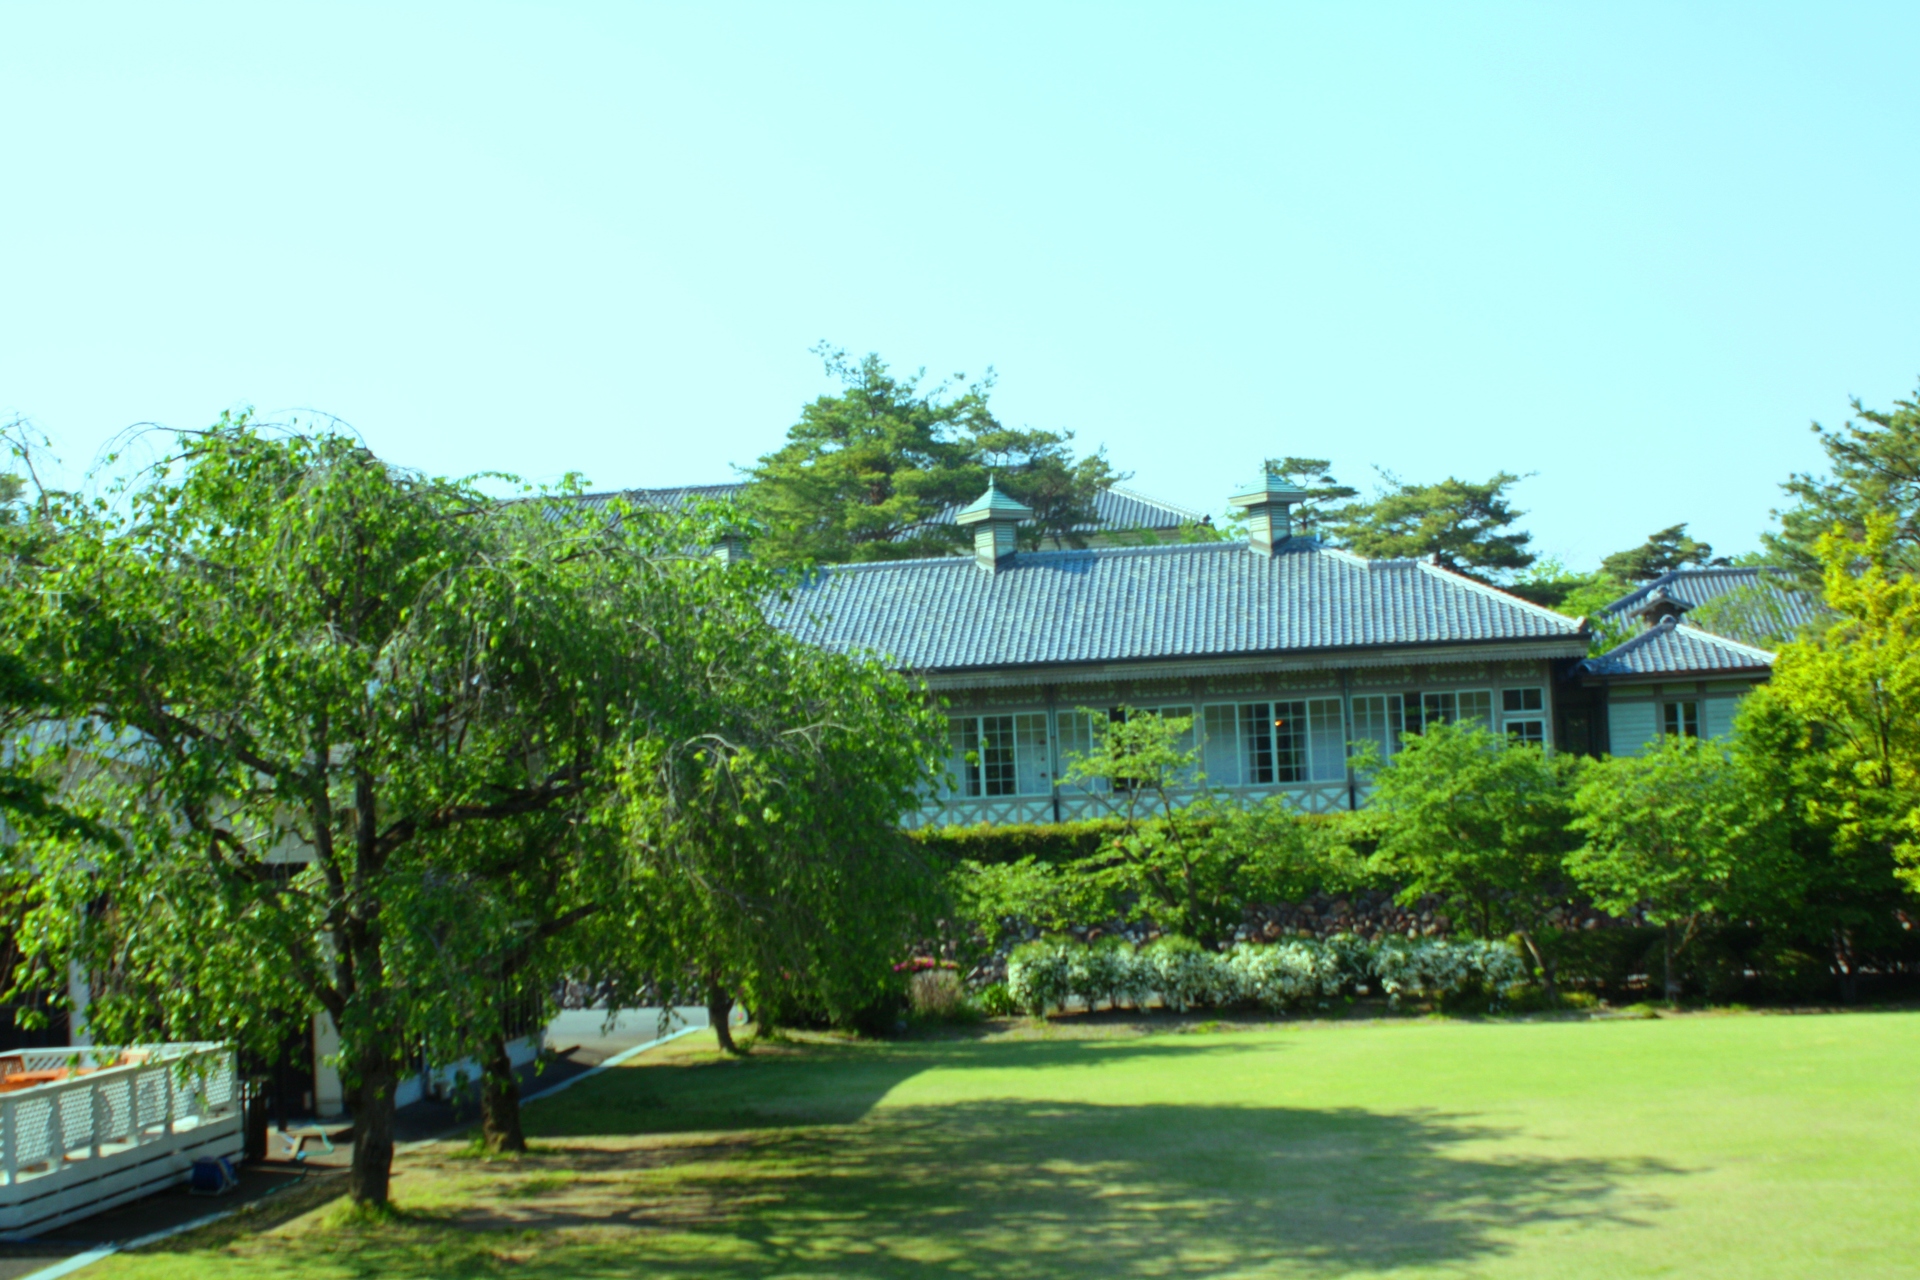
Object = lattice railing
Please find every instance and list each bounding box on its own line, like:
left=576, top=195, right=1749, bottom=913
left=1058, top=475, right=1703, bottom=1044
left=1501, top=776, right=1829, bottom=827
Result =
left=0, top=1043, right=236, bottom=1187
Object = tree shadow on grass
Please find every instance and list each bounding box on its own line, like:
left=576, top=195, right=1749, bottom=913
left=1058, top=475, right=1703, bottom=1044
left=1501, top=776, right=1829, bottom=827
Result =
left=297, top=1096, right=1686, bottom=1279
left=530, top=1033, right=1281, bottom=1137
left=133, top=1035, right=1694, bottom=1279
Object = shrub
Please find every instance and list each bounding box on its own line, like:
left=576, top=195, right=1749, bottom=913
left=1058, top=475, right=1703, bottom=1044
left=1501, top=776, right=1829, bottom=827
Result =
left=1371, top=938, right=1527, bottom=1005
left=1145, top=936, right=1232, bottom=1011
left=907, top=968, right=967, bottom=1020
left=973, top=982, right=1019, bottom=1017
left=1007, top=938, right=1075, bottom=1014
left=1225, top=940, right=1321, bottom=1010
left=913, top=819, right=1129, bottom=867
left=1068, top=936, right=1151, bottom=1010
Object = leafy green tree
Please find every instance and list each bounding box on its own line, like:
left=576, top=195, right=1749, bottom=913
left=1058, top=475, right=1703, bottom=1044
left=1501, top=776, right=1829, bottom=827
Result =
left=1361, top=721, right=1577, bottom=1000
left=1761, top=515, right=1920, bottom=902
left=1599, top=523, right=1725, bottom=581
left=1766, top=382, right=1920, bottom=582
left=5, top=421, right=745, bottom=1204
left=1324, top=471, right=1535, bottom=580
left=1057, top=709, right=1348, bottom=947
left=1503, top=555, right=1601, bottom=612
left=1567, top=739, right=1754, bottom=1002
left=615, top=622, right=946, bottom=1053
left=741, top=345, right=1116, bottom=565
left=1730, top=689, right=1907, bottom=1002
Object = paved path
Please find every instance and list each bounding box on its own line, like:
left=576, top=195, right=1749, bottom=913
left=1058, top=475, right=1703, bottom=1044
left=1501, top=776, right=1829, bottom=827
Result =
left=0, top=1007, right=716, bottom=1279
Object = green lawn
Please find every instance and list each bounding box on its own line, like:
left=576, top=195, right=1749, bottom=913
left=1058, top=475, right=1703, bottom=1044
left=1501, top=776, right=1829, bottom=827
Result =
left=103, top=1010, right=1920, bottom=1278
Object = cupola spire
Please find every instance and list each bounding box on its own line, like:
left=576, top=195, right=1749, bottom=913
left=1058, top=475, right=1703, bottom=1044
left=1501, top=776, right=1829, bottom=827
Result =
left=1227, top=474, right=1311, bottom=557
left=955, top=474, right=1033, bottom=572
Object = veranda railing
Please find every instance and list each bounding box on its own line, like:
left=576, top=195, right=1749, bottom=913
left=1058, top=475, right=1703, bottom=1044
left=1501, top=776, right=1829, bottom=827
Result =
left=0, top=1042, right=237, bottom=1186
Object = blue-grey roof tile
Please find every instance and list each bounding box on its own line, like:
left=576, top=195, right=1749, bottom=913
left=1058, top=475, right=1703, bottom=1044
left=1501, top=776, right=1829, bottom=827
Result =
left=1580, top=616, right=1774, bottom=679
left=771, top=540, right=1586, bottom=673
left=569, top=482, right=1206, bottom=535
left=1599, top=567, right=1821, bottom=646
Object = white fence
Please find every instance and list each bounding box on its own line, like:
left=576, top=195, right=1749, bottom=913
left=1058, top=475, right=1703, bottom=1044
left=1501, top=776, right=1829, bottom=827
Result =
left=0, top=1042, right=241, bottom=1238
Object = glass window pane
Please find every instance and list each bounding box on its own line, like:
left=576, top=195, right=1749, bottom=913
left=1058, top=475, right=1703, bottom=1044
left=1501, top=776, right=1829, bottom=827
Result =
left=1308, top=698, right=1346, bottom=782
left=1503, top=687, right=1544, bottom=713
left=1664, top=701, right=1700, bottom=739
left=1272, top=700, right=1309, bottom=784
left=1506, top=719, right=1546, bottom=746
left=980, top=715, right=1017, bottom=796
left=1014, top=713, right=1050, bottom=795
left=1240, top=702, right=1275, bottom=785
left=1203, top=704, right=1241, bottom=785
left=1351, top=694, right=1402, bottom=764
left=1152, top=706, right=1198, bottom=786
left=1056, top=710, right=1107, bottom=793
left=1412, top=691, right=1455, bottom=734
left=1458, top=690, right=1492, bottom=727
left=951, top=717, right=982, bottom=798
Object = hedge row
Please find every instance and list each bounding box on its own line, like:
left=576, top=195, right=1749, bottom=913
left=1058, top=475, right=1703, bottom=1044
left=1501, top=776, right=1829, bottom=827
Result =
left=1006, top=935, right=1526, bottom=1015
left=911, top=811, right=1358, bottom=867
left=909, top=818, right=1130, bottom=866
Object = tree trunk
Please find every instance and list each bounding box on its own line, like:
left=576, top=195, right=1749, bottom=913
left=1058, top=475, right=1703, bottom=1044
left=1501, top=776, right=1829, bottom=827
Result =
left=708, top=982, right=740, bottom=1056
left=348, top=1054, right=398, bottom=1206
left=1519, top=931, right=1557, bottom=1006
left=480, top=1029, right=526, bottom=1154
left=1662, top=922, right=1681, bottom=1005
left=1832, top=928, right=1859, bottom=1004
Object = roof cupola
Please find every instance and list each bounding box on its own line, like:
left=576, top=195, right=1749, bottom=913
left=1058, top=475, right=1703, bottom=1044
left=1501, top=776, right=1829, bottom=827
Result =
left=1227, top=475, right=1311, bottom=557
left=956, top=475, right=1032, bottom=573
left=1633, top=584, right=1690, bottom=629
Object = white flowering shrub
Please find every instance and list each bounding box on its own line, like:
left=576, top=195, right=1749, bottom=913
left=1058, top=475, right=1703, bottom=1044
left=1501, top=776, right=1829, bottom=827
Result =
left=1225, top=941, right=1321, bottom=1009
left=1371, top=938, right=1527, bottom=1004
left=1145, top=937, right=1230, bottom=1011
left=1011, top=935, right=1531, bottom=1016
left=1069, top=941, right=1142, bottom=1009
left=1466, top=938, right=1529, bottom=996
left=1007, top=939, right=1074, bottom=1014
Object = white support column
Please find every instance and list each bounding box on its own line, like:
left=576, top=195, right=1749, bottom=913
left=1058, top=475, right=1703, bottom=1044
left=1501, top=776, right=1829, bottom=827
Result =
left=312, top=1013, right=344, bottom=1118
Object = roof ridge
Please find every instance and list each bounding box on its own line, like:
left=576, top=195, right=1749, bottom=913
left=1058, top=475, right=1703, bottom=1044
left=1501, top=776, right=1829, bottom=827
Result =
left=1102, top=483, right=1208, bottom=521
left=1413, top=560, right=1586, bottom=633
left=1670, top=621, right=1779, bottom=662
left=813, top=539, right=1279, bottom=574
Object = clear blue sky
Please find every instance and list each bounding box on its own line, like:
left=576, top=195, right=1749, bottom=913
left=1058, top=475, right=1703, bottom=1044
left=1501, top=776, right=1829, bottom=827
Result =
left=4, top=3, right=1916, bottom=569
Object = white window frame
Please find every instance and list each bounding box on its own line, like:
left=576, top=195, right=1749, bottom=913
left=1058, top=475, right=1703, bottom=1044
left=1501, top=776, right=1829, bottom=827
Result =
left=948, top=711, right=1054, bottom=798
left=1500, top=686, right=1549, bottom=748
left=1663, top=700, right=1701, bottom=740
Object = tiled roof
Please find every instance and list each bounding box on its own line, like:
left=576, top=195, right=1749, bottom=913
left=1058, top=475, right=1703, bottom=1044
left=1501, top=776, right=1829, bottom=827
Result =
left=1579, top=616, right=1774, bottom=679
left=566, top=482, right=1207, bottom=535
left=770, top=540, right=1586, bottom=674
left=1598, top=567, right=1821, bottom=646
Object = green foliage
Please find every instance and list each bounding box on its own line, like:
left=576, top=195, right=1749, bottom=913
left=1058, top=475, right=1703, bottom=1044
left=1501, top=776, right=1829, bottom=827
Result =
left=1003, top=934, right=1527, bottom=1016
left=1362, top=721, right=1576, bottom=993
left=1054, top=709, right=1356, bottom=946
left=1766, top=381, right=1920, bottom=583
left=739, top=345, right=1116, bottom=565
left=610, top=591, right=946, bottom=1036
left=2, top=417, right=943, bottom=1196
left=1599, top=523, right=1725, bottom=582
left=1323, top=471, right=1535, bottom=580
left=1565, top=736, right=1794, bottom=1000
left=1568, top=739, right=1752, bottom=927
left=5, top=420, right=777, bottom=1197
left=1762, top=515, right=1920, bottom=890
left=1686, top=580, right=1810, bottom=649
left=910, top=818, right=1126, bottom=866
